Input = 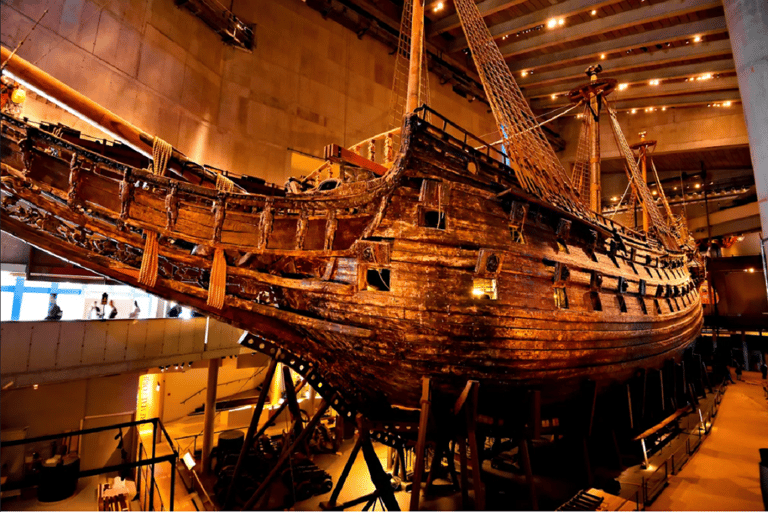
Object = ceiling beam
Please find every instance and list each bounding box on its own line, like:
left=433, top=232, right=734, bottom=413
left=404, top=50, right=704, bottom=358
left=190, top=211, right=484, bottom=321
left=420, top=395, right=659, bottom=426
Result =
left=519, top=38, right=732, bottom=89
left=507, top=16, right=728, bottom=73
left=448, top=0, right=619, bottom=53
left=497, top=0, right=722, bottom=59
left=428, top=0, right=527, bottom=36
left=531, top=76, right=739, bottom=108
left=528, top=59, right=736, bottom=102
left=607, top=90, right=741, bottom=111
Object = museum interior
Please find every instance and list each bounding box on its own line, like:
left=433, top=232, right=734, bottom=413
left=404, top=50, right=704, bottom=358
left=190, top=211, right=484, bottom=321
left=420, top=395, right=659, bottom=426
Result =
left=1, top=0, right=767, bottom=510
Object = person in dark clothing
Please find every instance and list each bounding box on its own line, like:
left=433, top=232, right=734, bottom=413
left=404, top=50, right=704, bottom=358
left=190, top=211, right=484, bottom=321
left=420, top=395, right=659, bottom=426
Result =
left=735, top=362, right=743, bottom=381
left=45, top=293, right=63, bottom=320
left=167, top=303, right=182, bottom=318
left=760, top=362, right=767, bottom=380
left=108, top=300, right=118, bottom=319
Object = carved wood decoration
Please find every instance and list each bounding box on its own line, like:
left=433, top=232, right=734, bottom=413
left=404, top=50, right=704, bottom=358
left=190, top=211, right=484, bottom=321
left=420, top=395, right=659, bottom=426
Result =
left=0, top=105, right=703, bottom=425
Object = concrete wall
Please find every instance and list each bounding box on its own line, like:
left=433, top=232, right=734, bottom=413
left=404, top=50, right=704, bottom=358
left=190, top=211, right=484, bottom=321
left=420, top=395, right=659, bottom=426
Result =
left=0, top=372, right=140, bottom=478
left=1, top=0, right=497, bottom=185
left=160, top=355, right=269, bottom=422
left=556, top=105, right=749, bottom=165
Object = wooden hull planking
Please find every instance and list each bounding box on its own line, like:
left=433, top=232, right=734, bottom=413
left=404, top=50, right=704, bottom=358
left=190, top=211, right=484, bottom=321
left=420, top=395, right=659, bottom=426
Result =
left=0, top=110, right=702, bottom=418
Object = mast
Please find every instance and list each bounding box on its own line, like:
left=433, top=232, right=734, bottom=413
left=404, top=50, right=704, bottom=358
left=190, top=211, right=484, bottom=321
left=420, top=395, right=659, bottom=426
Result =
left=588, top=71, right=601, bottom=212
left=568, top=65, right=614, bottom=212
left=405, top=0, right=425, bottom=113
left=630, top=132, right=657, bottom=232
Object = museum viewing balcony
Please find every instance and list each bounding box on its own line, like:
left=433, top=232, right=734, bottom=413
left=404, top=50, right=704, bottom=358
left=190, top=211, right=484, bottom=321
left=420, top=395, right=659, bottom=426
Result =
left=0, top=316, right=246, bottom=388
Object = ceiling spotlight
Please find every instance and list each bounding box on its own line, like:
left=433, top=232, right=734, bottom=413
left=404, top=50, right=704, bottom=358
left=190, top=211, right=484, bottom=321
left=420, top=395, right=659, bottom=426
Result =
left=522, top=70, right=528, bottom=77
left=649, top=79, right=660, bottom=86
left=652, top=190, right=657, bottom=195
left=662, top=107, right=666, bottom=111
left=600, top=53, right=606, bottom=59
left=618, top=83, right=628, bottom=91
left=611, top=196, right=619, bottom=201
left=433, top=2, right=444, bottom=12
left=673, top=186, right=678, bottom=190
left=693, top=35, right=701, bottom=42
left=630, top=108, right=637, bottom=114
left=591, top=9, right=597, bottom=15
left=33, top=384, right=39, bottom=390
left=551, top=94, right=557, bottom=99
left=723, top=100, right=732, bottom=107
left=547, top=18, right=557, bottom=28
left=558, top=18, right=565, bottom=26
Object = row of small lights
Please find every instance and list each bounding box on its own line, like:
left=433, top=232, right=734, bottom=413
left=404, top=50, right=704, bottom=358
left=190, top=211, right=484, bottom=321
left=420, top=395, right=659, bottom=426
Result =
left=523, top=33, right=706, bottom=80
left=610, top=182, right=704, bottom=202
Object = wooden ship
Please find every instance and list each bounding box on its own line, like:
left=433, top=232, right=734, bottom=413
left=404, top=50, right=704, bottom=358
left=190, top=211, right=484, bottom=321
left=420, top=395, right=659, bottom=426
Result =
left=0, top=0, right=703, bottom=426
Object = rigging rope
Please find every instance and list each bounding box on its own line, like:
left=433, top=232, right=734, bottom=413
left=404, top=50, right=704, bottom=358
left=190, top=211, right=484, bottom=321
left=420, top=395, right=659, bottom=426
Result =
left=605, top=100, right=678, bottom=250
left=388, top=0, right=430, bottom=141
left=452, top=0, right=583, bottom=214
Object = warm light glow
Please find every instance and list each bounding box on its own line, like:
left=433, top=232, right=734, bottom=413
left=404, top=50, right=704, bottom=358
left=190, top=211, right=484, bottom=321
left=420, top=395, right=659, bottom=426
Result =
left=10, top=88, right=26, bottom=104
left=630, top=108, right=637, bottom=114
left=693, top=35, right=702, bottom=42
left=433, top=2, right=444, bottom=12
left=551, top=94, right=557, bottom=99
left=618, top=83, right=628, bottom=91
left=591, top=9, right=597, bottom=15
left=183, top=452, right=197, bottom=470
left=673, top=186, right=678, bottom=190
left=33, top=384, right=39, bottom=390
left=522, top=70, right=528, bottom=77
left=600, top=53, right=606, bottom=59
left=472, top=288, right=484, bottom=296
left=723, top=101, right=732, bottom=107
left=662, top=107, right=666, bottom=111
left=737, top=235, right=745, bottom=242
left=558, top=18, right=565, bottom=26
left=694, top=183, right=701, bottom=189
left=652, top=190, right=657, bottom=195
left=649, top=79, right=660, bottom=86
left=698, top=73, right=713, bottom=81
left=611, top=196, right=619, bottom=201
left=547, top=18, right=557, bottom=28
left=747, top=268, right=755, bottom=273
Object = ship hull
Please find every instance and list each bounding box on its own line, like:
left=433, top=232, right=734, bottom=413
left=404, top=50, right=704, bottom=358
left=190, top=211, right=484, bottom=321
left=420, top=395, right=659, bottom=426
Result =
left=0, top=109, right=702, bottom=418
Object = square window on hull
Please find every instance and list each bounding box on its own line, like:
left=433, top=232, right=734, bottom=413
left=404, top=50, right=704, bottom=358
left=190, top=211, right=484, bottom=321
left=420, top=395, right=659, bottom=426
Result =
left=472, top=278, right=497, bottom=300
left=366, top=268, right=390, bottom=291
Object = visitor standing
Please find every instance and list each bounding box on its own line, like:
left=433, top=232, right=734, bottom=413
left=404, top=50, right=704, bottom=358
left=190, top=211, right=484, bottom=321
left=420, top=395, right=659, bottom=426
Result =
left=45, top=293, right=63, bottom=320
left=128, top=301, right=141, bottom=319
left=167, top=303, right=182, bottom=318
left=108, top=300, right=118, bottom=319
left=88, top=301, right=103, bottom=320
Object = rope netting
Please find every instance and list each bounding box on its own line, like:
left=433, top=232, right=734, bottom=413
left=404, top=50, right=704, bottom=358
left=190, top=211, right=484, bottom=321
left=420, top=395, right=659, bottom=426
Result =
left=571, top=104, right=593, bottom=206
left=605, top=101, right=678, bottom=250
left=388, top=0, right=430, bottom=139
left=453, top=0, right=583, bottom=214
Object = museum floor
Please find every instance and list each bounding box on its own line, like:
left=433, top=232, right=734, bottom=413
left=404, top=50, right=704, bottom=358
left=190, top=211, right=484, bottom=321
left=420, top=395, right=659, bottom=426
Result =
left=5, top=373, right=766, bottom=511
left=647, top=371, right=767, bottom=511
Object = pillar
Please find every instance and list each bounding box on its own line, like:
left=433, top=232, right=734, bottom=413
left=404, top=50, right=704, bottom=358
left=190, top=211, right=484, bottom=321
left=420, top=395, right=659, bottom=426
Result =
left=201, top=358, right=219, bottom=474
left=722, top=0, right=768, bottom=240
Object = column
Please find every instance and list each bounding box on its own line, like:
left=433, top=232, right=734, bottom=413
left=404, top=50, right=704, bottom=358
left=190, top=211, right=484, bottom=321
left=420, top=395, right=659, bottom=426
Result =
left=722, top=0, right=768, bottom=239
left=201, top=358, right=219, bottom=474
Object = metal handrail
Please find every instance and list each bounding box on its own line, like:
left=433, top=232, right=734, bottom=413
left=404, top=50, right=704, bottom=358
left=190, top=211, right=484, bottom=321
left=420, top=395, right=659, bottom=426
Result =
left=139, top=442, right=166, bottom=512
